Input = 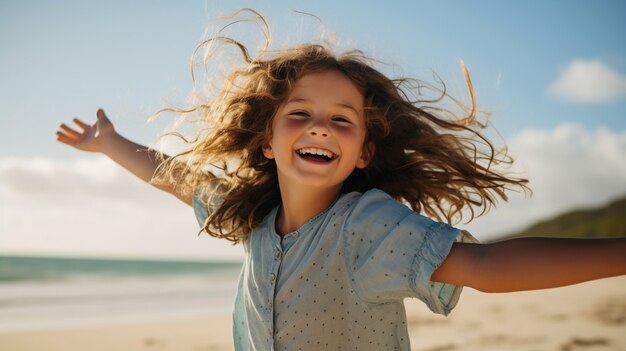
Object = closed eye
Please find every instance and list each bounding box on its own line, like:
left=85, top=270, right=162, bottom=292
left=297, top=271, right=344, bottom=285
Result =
left=332, top=116, right=352, bottom=124
left=289, top=111, right=309, bottom=117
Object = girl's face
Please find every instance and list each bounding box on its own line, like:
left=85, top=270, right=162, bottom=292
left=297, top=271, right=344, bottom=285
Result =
left=264, top=70, right=371, bottom=194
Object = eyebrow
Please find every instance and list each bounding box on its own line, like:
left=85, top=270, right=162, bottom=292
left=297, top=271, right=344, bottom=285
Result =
left=285, top=98, right=360, bottom=114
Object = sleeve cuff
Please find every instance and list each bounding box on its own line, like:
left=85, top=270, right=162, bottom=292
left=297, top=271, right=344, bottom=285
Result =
left=413, top=227, right=478, bottom=315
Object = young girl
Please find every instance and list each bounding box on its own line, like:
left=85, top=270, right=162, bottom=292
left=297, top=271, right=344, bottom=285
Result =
left=56, top=11, right=625, bottom=351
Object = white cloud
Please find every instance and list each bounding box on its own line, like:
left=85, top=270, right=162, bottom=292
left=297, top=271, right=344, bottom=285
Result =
left=464, top=124, right=626, bottom=240
left=3, top=126, right=626, bottom=255
left=0, top=156, right=242, bottom=260
left=548, top=59, right=626, bottom=103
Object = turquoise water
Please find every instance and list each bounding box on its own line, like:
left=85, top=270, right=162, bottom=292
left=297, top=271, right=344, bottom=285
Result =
left=0, top=255, right=242, bottom=331
left=0, top=255, right=242, bottom=282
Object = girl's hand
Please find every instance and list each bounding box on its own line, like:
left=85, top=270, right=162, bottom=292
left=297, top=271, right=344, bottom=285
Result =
left=56, top=108, right=194, bottom=205
left=56, top=108, right=117, bottom=153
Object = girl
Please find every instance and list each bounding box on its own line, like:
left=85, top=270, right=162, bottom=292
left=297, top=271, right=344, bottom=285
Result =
left=56, top=11, right=625, bottom=351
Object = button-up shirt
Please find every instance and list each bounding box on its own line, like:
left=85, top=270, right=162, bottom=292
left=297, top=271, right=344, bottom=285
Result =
left=194, top=188, right=476, bottom=350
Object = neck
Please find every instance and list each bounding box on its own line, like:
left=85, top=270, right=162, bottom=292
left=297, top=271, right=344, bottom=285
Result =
left=275, top=183, right=341, bottom=236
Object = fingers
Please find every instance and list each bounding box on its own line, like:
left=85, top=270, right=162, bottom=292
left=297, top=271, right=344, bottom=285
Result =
left=59, top=123, right=81, bottom=138
left=56, top=131, right=76, bottom=146
left=56, top=119, right=86, bottom=146
left=57, top=108, right=106, bottom=148
left=97, top=108, right=107, bottom=120
left=73, top=118, right=91, bottom=131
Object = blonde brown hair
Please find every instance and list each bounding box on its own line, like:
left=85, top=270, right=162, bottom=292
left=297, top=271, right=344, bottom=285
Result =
left=152, top=10, right=528, bottom=243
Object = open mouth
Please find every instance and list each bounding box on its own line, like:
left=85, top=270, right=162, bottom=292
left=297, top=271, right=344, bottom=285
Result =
left=296, top=147, right=337, bottom=162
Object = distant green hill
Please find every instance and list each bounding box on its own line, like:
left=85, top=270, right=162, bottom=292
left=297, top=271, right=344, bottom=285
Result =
left=495, top=196, right=626, bottom=241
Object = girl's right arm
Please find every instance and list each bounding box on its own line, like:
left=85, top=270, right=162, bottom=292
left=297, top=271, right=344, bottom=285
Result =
left=56, top=108, right=193, bottom=206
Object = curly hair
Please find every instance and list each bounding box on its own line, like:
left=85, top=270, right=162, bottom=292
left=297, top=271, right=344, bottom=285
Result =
left=151, top=10, right=528, bottom=243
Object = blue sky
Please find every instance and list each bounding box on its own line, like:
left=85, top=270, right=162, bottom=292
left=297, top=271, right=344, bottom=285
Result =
left=2, top=0, right=625, bottom=156
left=1, top=1, right=626, bottom=259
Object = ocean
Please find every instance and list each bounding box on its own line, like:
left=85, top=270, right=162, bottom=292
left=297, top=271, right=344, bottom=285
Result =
left=0, top=255, right=242, bottom=332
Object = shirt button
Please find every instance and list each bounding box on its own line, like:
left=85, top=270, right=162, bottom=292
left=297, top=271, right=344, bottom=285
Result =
left=275, top=251, right=282, bottom=259
left=292, top=231, right=299, bottom=238
left=270, top=273, right=276, bottom=282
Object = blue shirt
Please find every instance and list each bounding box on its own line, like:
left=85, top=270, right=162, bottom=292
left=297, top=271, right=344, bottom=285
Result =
left=193, top=188, right=477, bottom=350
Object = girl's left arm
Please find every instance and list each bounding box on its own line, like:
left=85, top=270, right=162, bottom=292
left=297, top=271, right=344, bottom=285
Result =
left=431, top=237, right=626, bottom=293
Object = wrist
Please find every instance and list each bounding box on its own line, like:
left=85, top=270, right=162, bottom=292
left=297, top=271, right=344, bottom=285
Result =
left=99, top=130, right=125, bottom=156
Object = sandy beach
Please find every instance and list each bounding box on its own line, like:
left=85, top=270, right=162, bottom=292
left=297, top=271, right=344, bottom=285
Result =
left=1, top=276, right=624, bottom=351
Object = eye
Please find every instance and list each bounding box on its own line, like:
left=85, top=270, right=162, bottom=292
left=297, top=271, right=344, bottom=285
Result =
left=332, top=116, right=352, bottom=124
left=289, top=111, right=309, bottom=117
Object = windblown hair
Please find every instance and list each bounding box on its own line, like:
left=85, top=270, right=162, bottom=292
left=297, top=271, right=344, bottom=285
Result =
left=152, top=10, right=528, bottom=243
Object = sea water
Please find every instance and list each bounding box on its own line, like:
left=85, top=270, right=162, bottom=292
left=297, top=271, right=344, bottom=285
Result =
left=0, top=255, right=241, bottom=331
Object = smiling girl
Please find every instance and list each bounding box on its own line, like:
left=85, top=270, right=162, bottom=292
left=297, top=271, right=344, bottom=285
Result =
left=56, top=10, right=626, bottom=351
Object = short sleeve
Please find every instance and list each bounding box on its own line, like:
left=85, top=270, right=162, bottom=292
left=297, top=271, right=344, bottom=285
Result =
left=344, top=189, right=478, bottom=316
left=192, top=187, right=210, bottom=227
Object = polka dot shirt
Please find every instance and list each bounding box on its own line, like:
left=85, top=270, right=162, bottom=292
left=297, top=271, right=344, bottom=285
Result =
left=193, top=188, right=477, bottom=350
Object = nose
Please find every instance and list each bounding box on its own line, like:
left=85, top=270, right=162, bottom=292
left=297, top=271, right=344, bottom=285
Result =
left=310, top=130, right=328, bottom=137
left=308, top=118, right=330, bottom=137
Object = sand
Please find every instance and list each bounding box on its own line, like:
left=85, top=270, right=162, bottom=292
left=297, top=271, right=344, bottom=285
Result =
left=1, top=276, right=625, bottom=351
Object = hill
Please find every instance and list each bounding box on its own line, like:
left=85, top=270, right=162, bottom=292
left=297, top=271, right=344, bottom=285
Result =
left=494, top=196, right=626, bottom=241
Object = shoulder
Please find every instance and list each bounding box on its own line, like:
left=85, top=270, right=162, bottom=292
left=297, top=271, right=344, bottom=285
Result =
left=191, top=180, right=230, bottom=226
left=340, top=188, right=460, bottom=247
left=325, top=189, right=402, bottom=225
left=336, top=188, right=433, bottom=248
left=341, top=188, right=414, bottom=223
left=337, top=188, right=399, bottom=210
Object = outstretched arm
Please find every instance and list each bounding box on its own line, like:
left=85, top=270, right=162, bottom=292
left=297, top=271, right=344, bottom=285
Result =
left=431, top=237, right=626, bottom=293
left=56, top=108, right=193, bottom=205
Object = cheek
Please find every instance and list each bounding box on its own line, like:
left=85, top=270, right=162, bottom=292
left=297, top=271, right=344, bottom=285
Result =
left=269, top=127, right=296, bottom=158
left=333, top=123, right=360, bottom=136
left=274, top=119, right=304, bottom=137
left=334, top=126, right=365, bottom=149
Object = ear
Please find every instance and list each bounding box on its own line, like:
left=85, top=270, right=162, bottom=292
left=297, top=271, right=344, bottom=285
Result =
left=262, top=142, right=274, bottom=159
left=356, top=142, right=375, bottom=169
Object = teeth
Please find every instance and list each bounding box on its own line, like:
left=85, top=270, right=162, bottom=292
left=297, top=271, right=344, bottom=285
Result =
left=297, top=147, right=334, bottom=159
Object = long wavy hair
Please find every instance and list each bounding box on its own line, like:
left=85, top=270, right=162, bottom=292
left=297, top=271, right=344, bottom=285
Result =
left=151, top=9, right=528, bottom=243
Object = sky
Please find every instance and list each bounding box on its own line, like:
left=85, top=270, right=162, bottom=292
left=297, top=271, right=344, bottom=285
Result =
left=1, top=0, right=626, bottom=261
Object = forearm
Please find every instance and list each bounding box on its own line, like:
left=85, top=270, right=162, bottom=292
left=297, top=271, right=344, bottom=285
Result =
left=101, top=132, right=164, bottom=182
left=101, top=133, right=191, bottom=204
left=474, top=237, right=626, bottom=293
